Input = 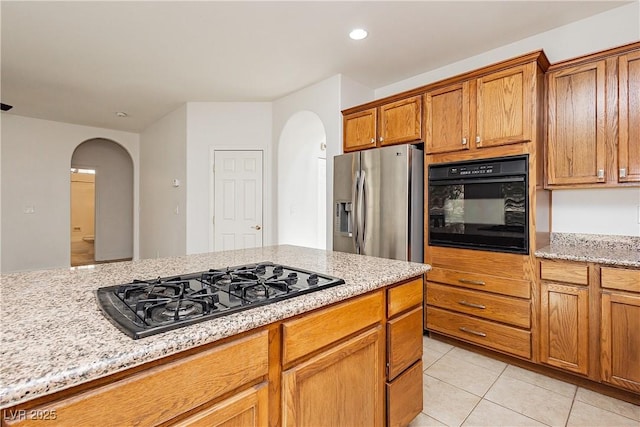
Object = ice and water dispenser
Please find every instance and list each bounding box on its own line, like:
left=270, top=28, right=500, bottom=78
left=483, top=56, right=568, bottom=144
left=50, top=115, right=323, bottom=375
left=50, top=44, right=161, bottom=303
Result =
left=335, top=201, right=353, bottom=236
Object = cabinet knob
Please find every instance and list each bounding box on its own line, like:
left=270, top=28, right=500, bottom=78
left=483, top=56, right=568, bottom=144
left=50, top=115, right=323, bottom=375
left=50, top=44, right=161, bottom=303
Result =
left=620, top=168, right=627, bottom=179
left=475, top=135, right=481, bottom=143
left=370, top=138, right=375, bottom=144
left=379, top=136, right=384, bottom=142
left=597, top=169, right=605, bottom=180
left=462, top=137, right=467, bottom=145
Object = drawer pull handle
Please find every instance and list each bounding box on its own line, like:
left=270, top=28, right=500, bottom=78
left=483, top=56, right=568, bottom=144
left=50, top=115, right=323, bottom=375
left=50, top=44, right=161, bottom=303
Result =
left=459, top=278, right=485, bottom=286
left=460, top=327, right=487, bottom=337
left=458, top=300, right=486, bottom=309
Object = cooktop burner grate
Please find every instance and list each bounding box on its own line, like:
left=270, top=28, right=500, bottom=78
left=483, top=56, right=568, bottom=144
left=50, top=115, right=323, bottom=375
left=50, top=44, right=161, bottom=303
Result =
left=96, top=262, right=345, bottom=339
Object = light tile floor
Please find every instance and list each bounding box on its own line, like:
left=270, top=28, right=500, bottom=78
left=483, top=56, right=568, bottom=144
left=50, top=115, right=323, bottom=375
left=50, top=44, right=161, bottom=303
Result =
left=410, top=335, right=640, bottom=427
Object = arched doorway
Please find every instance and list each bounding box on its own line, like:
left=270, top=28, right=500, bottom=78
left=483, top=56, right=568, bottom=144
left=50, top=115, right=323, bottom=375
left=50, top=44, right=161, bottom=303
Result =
left=70, top=138, right=134, bottom=265
left=277, top=111, right=327, bottom=249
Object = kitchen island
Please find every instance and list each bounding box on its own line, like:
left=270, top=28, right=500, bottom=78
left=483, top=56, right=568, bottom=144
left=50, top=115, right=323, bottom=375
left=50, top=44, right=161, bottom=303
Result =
left=0, top=245, right=430, bottom=426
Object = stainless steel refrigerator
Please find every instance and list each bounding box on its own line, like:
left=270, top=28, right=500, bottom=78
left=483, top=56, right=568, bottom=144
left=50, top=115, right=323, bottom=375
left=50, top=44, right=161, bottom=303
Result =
left=333, top=144, right=423, bottom=262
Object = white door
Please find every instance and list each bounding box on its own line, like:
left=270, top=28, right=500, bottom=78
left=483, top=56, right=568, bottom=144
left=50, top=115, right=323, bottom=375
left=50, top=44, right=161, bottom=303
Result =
left=213, top=150, right=263, bottom=251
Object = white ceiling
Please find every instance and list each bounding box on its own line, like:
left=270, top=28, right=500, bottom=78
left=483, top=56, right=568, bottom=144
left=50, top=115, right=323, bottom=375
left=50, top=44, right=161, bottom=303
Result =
left=0, top=1, right=631, bottom=132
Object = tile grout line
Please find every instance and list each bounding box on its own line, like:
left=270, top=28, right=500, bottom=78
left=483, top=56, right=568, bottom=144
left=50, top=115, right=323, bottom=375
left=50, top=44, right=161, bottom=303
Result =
left=563, top=382, right=579, bottom=427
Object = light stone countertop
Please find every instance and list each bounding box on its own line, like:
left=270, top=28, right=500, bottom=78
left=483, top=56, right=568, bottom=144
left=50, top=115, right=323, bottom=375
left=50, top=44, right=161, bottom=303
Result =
left=0, top=245, right=430, bottom=409
left=535, top=233, right=640, bottom=268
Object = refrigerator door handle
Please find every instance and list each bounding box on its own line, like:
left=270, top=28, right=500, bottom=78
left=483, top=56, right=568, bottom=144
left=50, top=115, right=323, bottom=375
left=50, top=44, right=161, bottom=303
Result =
left=358, top=170, right=366, bottom=251
left=352, top=170, right=360, bottom=251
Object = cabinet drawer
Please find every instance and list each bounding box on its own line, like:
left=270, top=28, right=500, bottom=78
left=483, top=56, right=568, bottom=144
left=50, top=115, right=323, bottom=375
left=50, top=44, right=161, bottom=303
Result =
left=387, top=306, right=423, bottom=380
left=282, top=291, right=384, bottom=365
left=387, top=277, right=423, bottom=317
left=540, top=260, right=588, bottom=285
left=4, top=332, right=269, bottom=427
left=601, top=267, right=640, bottom=293
left=426, top=307, right=531, bottom=359
left=386, top=360, right=423, bottom=427
left=428, top=267, right=531, bottom=298
left=427, top=282, right=530, bottom=328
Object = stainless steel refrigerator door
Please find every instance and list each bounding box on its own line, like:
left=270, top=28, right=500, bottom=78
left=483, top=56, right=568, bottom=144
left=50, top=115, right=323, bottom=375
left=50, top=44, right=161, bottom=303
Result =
left=360, top=145, right=411, bottom=261
left=333, top=152, right=360, bottom=254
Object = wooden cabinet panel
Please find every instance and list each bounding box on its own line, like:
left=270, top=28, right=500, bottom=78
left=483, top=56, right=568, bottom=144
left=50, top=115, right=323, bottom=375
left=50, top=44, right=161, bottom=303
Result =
left=601, top=292, right=640, bottom=393
left=476, top=64, right=532, bottom=148
left=282, top=326, right=384, bottom=427
left=547, top=61, right=606, bottom=185
left=427, top=282, right=530, bottom=328
left=344, top=108, right=377, bottom=152
left=618, top=51, right=640, bottom=183
left=387, top=306, right=423, bottom=380
left=386, top=360, right=423, bottom=427
left=171, top=383, right=268, bottom=427
left=601, top=267, right=640, bottom=293
left=379, top=96, right=422, bottom=146
left=282, top=291, right=383, bottom=365
left=426, top=306, right=531, bottom=359
left=540, top=282, right=589, bottom=375
left=427, top=266, right=531, bottom=299
left=387, top=277, right=423, bottom=317
left=540, top=260, right=589, bottom=285
left=428, top=246, right=530, bottom=281
left=425, top=82, right=470, bottom=154
left=4, top=332, right=269, bottom=427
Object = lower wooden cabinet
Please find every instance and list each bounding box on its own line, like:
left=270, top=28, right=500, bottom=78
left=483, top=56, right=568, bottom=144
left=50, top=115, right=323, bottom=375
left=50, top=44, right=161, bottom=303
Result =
left=282, top=326, right=384, bottom=427
left=601, top=292, right=640, bottom=393
left=539, top=282, right=589, bottom=375
left=387, top=360, right=423, bottom=427
left=171, top=383, right=268, bottom=427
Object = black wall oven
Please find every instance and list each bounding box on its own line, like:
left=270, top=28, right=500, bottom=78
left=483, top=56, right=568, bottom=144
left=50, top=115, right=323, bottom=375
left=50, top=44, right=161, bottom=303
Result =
left=428, top=155, right=529, bottom=254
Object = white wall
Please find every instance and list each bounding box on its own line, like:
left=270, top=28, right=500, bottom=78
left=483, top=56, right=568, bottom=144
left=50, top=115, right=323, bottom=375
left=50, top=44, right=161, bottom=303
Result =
left=185, top=102, right=273, bottom=255
left=277, top=111, right=326, bottom=249
left=371, top=2, right=640, bottom=237
left=1, top=115, right=139, bottom=272
left=72, top=139, right=134, bottom=260
left=139, top=105, right=187, bottom=259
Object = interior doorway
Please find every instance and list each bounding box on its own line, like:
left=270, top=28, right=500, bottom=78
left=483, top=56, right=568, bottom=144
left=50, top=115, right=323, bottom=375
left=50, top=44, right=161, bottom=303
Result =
left=70, top=138, right=134, bottom=266
left=70, top=168, right=96, bottom=266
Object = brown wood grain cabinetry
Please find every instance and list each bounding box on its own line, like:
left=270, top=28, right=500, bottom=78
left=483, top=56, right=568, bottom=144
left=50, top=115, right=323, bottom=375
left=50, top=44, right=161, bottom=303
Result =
left=344, top=108, right=377, bottom=152
left=385, top=279, right=424, bottom=427
left=282, top=326, right=384, bottom=427
left=425, top=63, right=535, bottom=154
left=344, top=96, right=422, bottom=152
left=539, top=281, right=590, bottom=375
left=618, top=51, right=640, bottom=183
left=546, top=42, right=640, bottom=188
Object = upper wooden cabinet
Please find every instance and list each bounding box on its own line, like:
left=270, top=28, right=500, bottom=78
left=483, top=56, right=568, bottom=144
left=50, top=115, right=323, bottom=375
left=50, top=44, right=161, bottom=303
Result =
left=343, top=108, right=377, bottom=152
left=618, top=51, right=640, bottom=183
left=344, top=96, right=422, bottom=152
left=546, top=42, right=640, bottom=188
left=425, top=63, right=536, bottom=154
left=547, top=61, right=606, bottom=186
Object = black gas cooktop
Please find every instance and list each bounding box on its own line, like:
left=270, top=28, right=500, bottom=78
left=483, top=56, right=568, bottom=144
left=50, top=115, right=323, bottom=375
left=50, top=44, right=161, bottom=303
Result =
left=96, top=262, right=345, bottom=339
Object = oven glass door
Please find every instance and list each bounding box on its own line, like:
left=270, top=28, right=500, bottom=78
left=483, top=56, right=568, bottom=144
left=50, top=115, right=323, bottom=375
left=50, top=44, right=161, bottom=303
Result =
left=428, top=176, right=528, bottom=254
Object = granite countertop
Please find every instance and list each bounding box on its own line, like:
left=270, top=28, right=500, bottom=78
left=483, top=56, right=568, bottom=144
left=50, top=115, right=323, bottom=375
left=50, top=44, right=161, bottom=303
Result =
left=535, top=233, right=640, bottom=268
left=0, top=245, right=430, bottom=409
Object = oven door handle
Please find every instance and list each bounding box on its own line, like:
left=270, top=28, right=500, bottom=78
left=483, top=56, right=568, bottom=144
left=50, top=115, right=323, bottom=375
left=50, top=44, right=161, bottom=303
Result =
left=429, top=176, right=525, bottom=186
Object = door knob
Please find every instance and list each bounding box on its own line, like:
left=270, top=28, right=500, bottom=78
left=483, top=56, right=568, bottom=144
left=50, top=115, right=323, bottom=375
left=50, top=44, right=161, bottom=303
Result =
left=252, top=225, right=262, bottom=230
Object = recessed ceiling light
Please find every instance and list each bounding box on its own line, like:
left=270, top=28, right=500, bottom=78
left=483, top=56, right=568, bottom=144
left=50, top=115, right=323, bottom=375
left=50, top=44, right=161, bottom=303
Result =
left=349, top=29, right=368, bottom=40
left=115, top=111, right=128, bottom=118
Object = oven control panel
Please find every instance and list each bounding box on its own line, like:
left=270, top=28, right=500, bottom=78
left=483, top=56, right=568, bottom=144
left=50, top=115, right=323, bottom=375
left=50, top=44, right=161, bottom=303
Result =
left=449, top=163, right=498, bottom=176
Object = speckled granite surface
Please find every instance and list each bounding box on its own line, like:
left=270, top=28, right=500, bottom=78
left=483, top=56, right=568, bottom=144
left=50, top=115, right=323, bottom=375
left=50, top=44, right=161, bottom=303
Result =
left=0, top=245, right=430, bottom=409
left=535, top=233, right=640, bottom=267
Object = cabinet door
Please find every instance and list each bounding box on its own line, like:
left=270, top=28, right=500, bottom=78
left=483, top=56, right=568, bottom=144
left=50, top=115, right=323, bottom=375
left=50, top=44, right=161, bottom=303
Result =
left=476, top=64, right=532, bottom=148
left=547, top=61, right=606, bottom=185
left=379, top=96, right=422, bottom=146
left=424, top=82, right=470, bottom=153
left=344, top=108, right=377, bottom=152
left=540, top=282, right=589, bottom=375
left=601, top=292, right=640, bottom=393
left=282, top=326, right=384, bottom=427
left=171, top=383, right=268, bottom=427
left=387, top=306, right=423, bottom=380
left=618, top=51, right=640, bottom=183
